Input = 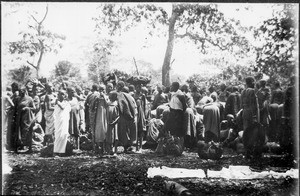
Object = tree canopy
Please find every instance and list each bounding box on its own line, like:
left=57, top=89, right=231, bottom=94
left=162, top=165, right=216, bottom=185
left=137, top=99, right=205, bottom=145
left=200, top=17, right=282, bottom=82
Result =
left=8, top=5, right=65, bottom=78
left=93, top=3, right=250, bottom=86
left=254, top=4, right=296, bottom=85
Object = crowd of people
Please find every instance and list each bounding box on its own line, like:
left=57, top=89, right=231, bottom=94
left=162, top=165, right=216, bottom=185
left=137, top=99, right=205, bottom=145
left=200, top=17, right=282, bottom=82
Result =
left=2, top=75, right=296, bottom=160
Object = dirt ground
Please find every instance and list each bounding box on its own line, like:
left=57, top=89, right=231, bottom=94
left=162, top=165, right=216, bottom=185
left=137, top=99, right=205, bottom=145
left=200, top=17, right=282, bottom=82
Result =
left=2, top=145, right=299, bottom=196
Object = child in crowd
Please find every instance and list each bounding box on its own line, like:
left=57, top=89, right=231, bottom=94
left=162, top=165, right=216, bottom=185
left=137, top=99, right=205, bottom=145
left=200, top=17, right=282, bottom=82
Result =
left=107, top=91, right=119, bottom=155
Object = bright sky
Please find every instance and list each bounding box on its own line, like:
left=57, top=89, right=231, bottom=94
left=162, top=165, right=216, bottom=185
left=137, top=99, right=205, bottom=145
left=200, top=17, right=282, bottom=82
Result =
left=1, top=2, right=282, bottom=79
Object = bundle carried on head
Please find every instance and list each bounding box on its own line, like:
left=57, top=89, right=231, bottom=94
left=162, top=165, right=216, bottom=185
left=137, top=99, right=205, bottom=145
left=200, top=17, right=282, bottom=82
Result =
left=103, top=72, right=118, bottom=85
left=127, top=75, right=151, bottom=85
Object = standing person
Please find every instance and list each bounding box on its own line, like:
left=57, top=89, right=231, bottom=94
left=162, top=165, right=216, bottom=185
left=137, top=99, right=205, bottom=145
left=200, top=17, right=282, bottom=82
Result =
left=26, top=79, right=45, bottom=124
left=116, top=81, right=137, bottom=153
left=164, top=82, right=187, bottom=138
left=67, top=87, right=80, bottom=150
left=3, top=87, right=14, bottom=151
left=241, top=77, right=264, bottom=159
left=224, top=86, right=241, bottom=118
left=107, top=91, right=119, bottom=155
left=44, top=83, right=57, bottom=145
left=84, top=85, right=98, bottom=136
left=15, top=87, right=36, bottom=153
left=268, top=81, right=285, bottom=141
left=9, top=83, right=21, bottom=151
left=241, top=77, right=258, bottom=132
left=134, top=84, right=147, bottom=152
left=256, top=79, right=271, bottom=130
left=53, top=90, right=71, bottom=155
left=93, top=84, right=109, bottom=155
left=279, top=77, right=295, bottom=157
left=75, top=86, right=86, bottom=134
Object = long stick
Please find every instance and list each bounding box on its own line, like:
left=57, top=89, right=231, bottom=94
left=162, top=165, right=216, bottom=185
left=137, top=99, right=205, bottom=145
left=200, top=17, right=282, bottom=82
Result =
left=133, top=57, right=139, bottom=75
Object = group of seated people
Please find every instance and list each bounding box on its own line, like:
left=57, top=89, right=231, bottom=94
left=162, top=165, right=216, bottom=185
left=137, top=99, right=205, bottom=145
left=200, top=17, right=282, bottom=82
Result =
left=2, top=75, right=296, bottom=160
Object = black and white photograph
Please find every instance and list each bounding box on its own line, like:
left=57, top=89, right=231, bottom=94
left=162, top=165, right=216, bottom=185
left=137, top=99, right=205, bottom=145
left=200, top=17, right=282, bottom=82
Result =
left=1, top=2, right=299, bottom=195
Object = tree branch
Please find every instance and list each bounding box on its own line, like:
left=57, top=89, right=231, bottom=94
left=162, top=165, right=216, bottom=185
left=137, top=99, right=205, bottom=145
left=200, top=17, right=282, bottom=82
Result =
left=175, top=32, right=231, bottom=51
left=27, top=61, right=37, bottom=69
left=31, top=15, right=38, bottom=23
left=40, top=5, right=49, bottom=24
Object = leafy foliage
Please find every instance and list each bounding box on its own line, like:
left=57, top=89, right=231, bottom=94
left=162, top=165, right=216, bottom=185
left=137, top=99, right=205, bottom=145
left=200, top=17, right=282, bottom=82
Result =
left=8, top=65, right=33, bottom=85
left=50, top=60, right=82, bottom=88
left=186, top=64, right=259, bottom=92
left=7, top=5, right=65, bottom=77
left=254, top=4, right=296, bottom=84
left=93, top=3, right=251, bottom=85
left=87, top=39, right=115, bottom=84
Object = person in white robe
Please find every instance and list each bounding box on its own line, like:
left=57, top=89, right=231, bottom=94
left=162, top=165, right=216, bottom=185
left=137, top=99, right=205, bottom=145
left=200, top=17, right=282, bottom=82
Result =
left=53, top=90, right=71, bottom=154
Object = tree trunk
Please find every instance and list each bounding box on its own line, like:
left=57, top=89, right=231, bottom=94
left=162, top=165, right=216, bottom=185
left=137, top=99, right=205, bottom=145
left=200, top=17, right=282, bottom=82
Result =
left=36, top=46, right=44, bottom=78
left=162, top=6, right=177, bottom=87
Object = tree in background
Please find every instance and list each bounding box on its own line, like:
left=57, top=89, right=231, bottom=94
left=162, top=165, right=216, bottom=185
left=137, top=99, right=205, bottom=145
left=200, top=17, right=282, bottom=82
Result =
left=93, top=3, right=250, bottom=86
left=8, top=5, right=65, bottom=78
left=254, top=4, right=297, bottom=86
left=8, top=65, right=33, bottom=85
left=87, top=39, right=115, bottom=84
left=50, top=60, right=82, bottom=88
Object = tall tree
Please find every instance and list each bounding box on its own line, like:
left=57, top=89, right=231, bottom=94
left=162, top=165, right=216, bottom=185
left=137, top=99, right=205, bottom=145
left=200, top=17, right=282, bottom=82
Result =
left=8, top=5, right=65, bottom=78
left=254, top=4, right=296, bottom=84
left=93, top=3, right=250, bottom=86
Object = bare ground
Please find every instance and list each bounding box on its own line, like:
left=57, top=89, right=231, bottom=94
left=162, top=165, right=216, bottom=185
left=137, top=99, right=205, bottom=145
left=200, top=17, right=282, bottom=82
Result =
left=2, top=146, right=299, bottom=196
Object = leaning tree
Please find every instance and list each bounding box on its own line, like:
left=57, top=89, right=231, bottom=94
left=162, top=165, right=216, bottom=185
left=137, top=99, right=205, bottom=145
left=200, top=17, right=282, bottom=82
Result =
left=93, top=3, right=250, bottom=86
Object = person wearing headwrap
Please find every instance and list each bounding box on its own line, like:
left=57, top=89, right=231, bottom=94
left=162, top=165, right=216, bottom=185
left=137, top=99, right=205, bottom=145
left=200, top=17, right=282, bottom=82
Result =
left=92, top=84, right=109, bottom=154
left=15, top=87, right=36, bottom=153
